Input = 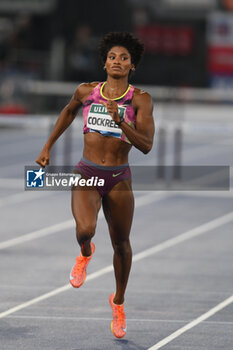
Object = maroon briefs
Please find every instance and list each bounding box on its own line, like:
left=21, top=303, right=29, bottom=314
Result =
left=75, top=157, right=131, bottom=197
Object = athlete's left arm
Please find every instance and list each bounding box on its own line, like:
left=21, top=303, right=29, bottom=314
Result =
left=121, top=91, right=155, bottom=154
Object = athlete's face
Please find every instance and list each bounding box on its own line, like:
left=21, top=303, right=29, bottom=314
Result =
left=105, top=46, right=135, bottom=78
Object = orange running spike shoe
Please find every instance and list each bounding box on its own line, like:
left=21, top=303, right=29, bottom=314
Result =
left=109, top=293, right=127, bottom=338
left=69, top=242, right=95, bottom=288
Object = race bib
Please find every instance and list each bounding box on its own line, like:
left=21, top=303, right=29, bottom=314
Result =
left=87, top=103, right=126, bottom=134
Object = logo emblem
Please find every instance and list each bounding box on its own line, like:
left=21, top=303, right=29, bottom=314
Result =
left=26, top=168, right=45, bottom=188
left=112, top=172, right=122, bottom=178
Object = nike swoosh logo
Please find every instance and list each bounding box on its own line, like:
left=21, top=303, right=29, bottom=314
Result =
left=112, top=172, right=122, bottom=177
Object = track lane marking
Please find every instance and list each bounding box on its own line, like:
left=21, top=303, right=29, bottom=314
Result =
left=0, top=210, right=233, bottom=319
left=0, top=191, right=56, bottom=208
left=0, top=192, right=169, bottom=250
left=0, top=220, right=75, bottom=250
left=147, top=294, right=233, bottom=350
left=0, top=178, right=23, bottom=189
left=133, top=210, right=233, bottom=262
left=6, top=315, right=233, bottom=326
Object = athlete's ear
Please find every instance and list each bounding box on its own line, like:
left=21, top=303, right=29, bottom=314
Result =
left=131, top=65, right=135, bottom=71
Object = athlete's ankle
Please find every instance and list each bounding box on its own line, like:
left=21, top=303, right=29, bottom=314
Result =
left=80, top=242, right=92, bottom=257
left=113, top=295, right=124, bottom=305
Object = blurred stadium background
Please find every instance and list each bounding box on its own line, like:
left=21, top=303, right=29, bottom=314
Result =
left=0, top=0, right=233, bottom=112
left=0, top=0, right=233, bottom=174
left=0, top=0, right=232, bottom=169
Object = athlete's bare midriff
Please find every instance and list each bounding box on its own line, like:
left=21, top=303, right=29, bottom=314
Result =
left=83, top=132, right=132, bottom=165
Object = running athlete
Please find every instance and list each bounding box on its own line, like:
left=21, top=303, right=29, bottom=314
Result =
left=36, top=32, right=155, bottom=339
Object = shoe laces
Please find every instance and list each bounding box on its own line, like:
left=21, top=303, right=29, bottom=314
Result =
left=114, top=305, right=125, bottom=325
left=73, top=256, right=87, bottom=274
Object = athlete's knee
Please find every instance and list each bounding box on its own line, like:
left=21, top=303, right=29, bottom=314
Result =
left=112, top=239, right=132, bottom=256
left=76, top=222, right=96, bottom=243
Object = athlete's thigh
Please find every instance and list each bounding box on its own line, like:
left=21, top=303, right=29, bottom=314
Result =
left=72, top=185, right=102, bottom=227
left=102, top=179, right=134, bottom=241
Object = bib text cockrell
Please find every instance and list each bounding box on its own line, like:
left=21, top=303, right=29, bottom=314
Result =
left=87, top=116, right=120, bottom=129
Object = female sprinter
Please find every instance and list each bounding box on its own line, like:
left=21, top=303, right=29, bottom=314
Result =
left=36, top=32, right=154, bottom=339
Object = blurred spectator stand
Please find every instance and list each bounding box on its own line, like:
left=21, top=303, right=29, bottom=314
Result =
left=66, top=24, right=99, bottom=82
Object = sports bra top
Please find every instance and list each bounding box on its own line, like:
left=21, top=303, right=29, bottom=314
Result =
left=83, top=82, right=136, bottom=144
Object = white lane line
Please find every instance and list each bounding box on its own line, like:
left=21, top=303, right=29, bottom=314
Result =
left=133, top=210, right=233, bottom=263
left=0, top=191, right=169, bottom=250
left=0, top=209, right=233, bottom=319
left=0, top=185, right=231, bottom=210
left=0, top=178, right=23, bottom=189
left=0, top=191, right=56, bottom=208
left=179, top=190, right=233, bottom=199
left=0, top=284, right=72, bottom=319
left=0, top=285, right=231, bottom=297
left=147, top=294, right=233, bottom=350
left=0, top=220, right=74, bottom=250
left=6, top=315, right=233, bottom=326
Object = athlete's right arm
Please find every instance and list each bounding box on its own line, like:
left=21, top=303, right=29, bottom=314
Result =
left=36, top=83, right=93, bottom=167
